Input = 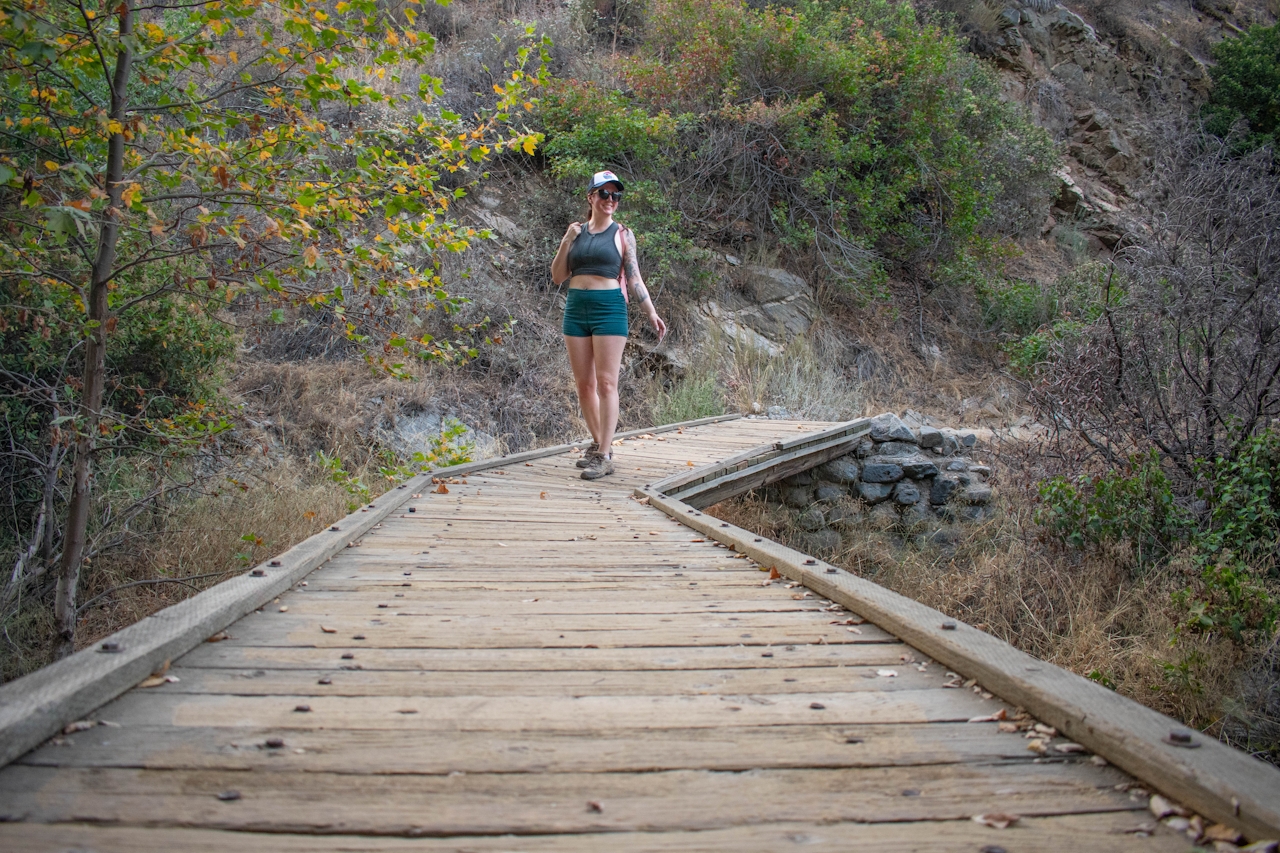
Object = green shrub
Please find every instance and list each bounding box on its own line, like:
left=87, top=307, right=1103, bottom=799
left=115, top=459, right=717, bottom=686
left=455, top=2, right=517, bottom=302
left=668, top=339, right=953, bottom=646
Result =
left=652, top=374, right=726, bottom=424
left=1204, top=23, right=1280, bottom=150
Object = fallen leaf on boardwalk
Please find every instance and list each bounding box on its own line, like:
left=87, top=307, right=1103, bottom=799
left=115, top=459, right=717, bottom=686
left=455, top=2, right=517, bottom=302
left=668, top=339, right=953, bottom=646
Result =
left=63, top=720, right=96, bottom=734
left=687, top=461, right=695, bottom=466
left=876, top=669, right=898, bottom=677
left=587, top=800, right=604, bottom=813
left=1054, top=742, right=1086, bottom=754
left=690, top=538, right=705, bottom=543
left=761, top=579, right=773, bottom=586
left=525, top=463, right=533, bottom=466
left=1203, top=824, right=1243, bottom=844
left=636, top=497, right=650, bottom=505
left=791, top=594, right=805, bottom=600
left=540, top=491, right=548, bottom=499
left=1026, top=738, right=1048, bottom=754
left=612, top=440, right=623, bottom=446
left=1148, top=795, right=1182, bottom=819
left=206, top=631, right=230, bottom=643
left=656, top=436, right=666, bottom=441
left=496, top=542, right=507, bottom=547
left=1033, top=723, right=1057, bottom=737
left=998, top=722, right=1020, bottom=733
left=967, top=709, right=1009, bottom=723
left=769, top=567, right=781, bottom=579
left=138, top=674, right=168, bottom=688
left=972, top=813, right=1020, bottom=829
left=434, top=483, right=449, bottom=494
left=411, top=493, right=421, bottom=498
left=846, top=626, right=862, bottom=634
left=649, top=531, right=659, bottom=535
left=278, top=606, right=288, bottom=613
left=320, top=625, right=337, bottom=634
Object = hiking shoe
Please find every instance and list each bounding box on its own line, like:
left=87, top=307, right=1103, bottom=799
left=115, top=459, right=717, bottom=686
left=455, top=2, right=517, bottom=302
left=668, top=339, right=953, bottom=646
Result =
left=575, top=442, right=601, bottom=469
left=580, top=454, right=615, bottom=480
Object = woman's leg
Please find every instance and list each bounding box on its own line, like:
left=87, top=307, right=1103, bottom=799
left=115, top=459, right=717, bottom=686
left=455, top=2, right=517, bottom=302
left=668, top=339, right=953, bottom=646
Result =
left=564, top=335, right=602, bottom=443
left=591, top=334, right=627, bottom=455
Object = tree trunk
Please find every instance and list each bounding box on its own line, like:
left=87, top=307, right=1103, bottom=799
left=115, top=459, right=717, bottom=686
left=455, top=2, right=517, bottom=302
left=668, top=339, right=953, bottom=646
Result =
left=54, top=2, right=133, bottom=658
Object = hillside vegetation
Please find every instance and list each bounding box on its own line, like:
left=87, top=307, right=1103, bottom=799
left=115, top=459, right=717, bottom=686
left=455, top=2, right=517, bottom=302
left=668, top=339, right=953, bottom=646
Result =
left=2, top=0, right=1278, bottom=765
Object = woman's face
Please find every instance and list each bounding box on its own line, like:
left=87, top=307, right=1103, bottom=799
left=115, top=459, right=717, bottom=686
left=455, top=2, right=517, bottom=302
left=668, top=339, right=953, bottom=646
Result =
left=589, top=182, right=622, bottom=216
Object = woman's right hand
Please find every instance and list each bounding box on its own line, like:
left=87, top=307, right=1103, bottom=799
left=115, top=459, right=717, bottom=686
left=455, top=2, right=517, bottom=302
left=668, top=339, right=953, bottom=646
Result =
left=561, top=222, right=582, bottom=245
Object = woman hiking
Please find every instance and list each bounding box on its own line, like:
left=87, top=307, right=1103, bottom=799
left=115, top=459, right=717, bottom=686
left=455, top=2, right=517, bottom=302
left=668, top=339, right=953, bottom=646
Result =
left=550, top=171, right=667, bottom=480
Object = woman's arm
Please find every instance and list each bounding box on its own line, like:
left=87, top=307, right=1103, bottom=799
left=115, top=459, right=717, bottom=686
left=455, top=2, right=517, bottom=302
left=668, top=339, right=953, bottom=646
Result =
left=550, top=222, right=581, bottom=285
left=622, top=228, right=667, bottom=341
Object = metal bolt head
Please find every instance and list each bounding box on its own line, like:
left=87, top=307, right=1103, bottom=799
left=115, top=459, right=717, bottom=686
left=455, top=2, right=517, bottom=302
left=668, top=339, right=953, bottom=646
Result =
left=1163, top=729, right=1200, bottom=747
left=825, top=567, right=837, bottom=574
left=804, top=558, right=816, bottom=565
left=99, top=641, right=122, bottom=653
left=217, top=790, right=242, bottom=801
left=269, top=560, right=281, bottom=567
left=293, top=704, right=311, bottom=713
left=941, top=620, right=957, bottom=630
left=330, top=525, right=340, bottom=532
left=265, top=737, right=285, bottom=749
left=250, top=568, right=266, bottom=577
left=408, top=507, right=416, bottom=513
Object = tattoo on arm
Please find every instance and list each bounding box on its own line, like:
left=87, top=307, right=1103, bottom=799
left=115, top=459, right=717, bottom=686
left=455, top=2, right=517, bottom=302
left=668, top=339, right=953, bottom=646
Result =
left=624, top=231, right=643, bottom=287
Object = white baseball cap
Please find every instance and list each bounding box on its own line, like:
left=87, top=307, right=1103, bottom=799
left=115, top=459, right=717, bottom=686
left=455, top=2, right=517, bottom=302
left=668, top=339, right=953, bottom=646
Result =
left=587, top=170, right=625, bottom=191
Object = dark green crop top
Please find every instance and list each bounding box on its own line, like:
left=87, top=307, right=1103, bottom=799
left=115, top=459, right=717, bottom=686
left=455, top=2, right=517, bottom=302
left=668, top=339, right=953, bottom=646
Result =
left=567, top=222, right=624, bottom=280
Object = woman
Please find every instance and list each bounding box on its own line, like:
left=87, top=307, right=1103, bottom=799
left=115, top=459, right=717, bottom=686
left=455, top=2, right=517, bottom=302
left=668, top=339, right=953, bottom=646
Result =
left=551, top=171, right=667, bottom=480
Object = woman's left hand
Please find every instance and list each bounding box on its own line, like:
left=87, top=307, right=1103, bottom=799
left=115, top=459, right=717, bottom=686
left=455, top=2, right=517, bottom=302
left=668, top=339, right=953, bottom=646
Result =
left=648, top=311, right=667, bottom=343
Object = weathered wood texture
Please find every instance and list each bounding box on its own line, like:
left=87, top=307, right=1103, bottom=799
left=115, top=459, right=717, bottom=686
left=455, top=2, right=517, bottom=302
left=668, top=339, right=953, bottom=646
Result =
left=0, top=419, right=1196, bottom=850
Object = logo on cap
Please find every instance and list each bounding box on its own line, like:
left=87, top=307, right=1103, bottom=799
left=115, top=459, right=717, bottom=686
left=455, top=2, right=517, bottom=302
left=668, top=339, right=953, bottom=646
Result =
left=589, top=170, right=624, bottom=190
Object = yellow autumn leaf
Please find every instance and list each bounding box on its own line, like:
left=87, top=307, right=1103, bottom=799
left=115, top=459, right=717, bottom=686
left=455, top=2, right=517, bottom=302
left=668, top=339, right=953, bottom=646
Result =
left=121, top=183, right=142, bottom=207
left=43, top=160, right=58, bottom=172
left=303, top=244, right=319, bottom=267
left=228, top=50, right=238, bottom=63
left=522, top=135, right=537, bottom=156
left=107, top=119, right=124, bottom=135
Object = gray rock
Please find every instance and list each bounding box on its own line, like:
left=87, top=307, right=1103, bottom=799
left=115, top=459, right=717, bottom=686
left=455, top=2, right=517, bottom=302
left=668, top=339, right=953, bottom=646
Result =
left=767, top=406, right=790, bottom=419
left=814, top=483, right=846, bottom=503
left=892, top=481, right=921, bottom=505
left=870, top=413, right=917, bottom=443
left=969, top=464, right=992, bottom=477
left=930, top=476, right=962, bottom=506
left=918, top=425, right=943, bottom=449
left=827, top=504, right=862, bottom=527
left=855, top=439, right=876, bottom=459
left=961, top=505, right=988, bottom=523
left=797, top=527, right=842, bottom=557
left=929, top=526, right=962, bottom=546
left=946, top=460, right=969, bottom=472
left=798, top=507, right=826, bottom=531
left=900, top=456, right=939, bottom=479
left=901, top=503, right=932, bottom=527
left=858, top=482, right=893, bottom=505
left=997, top=7, right=1020, bottom=27
left=872, top=440, right=918, bottom=457
left=868, top=503, right=899, bottom=528
left=941, top=435, right=960, bottom=456
left=963, top=484, right=994, bottom=505
left=782, top=486, right=813, bottom=508
left=861, top=460, right=904, bottom=484
left=782, top=471, right=814, bottom=487
left=816, top=456, right=860, bottom=483
left=958, top=432, right=977, bottom=448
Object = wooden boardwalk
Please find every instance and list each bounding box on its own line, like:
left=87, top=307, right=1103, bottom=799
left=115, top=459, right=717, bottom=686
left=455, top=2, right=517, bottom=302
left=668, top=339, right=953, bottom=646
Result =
left=0, top=419, right=1200, bottom=850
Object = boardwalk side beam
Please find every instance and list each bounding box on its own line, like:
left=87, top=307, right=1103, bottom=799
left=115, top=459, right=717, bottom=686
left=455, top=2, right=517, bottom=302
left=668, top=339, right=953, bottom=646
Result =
left=637, top=440, right=1280, bottom=841
left=0, top=413, right=739, bottom=769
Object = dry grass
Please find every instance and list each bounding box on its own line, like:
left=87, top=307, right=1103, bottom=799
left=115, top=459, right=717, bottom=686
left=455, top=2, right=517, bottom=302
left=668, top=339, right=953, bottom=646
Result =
left=707, top=451, right=1245, bottom=735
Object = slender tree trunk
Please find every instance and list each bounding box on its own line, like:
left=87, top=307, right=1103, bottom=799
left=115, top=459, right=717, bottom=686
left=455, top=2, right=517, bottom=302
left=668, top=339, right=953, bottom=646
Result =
left=54, top=2, right=133, bottom=658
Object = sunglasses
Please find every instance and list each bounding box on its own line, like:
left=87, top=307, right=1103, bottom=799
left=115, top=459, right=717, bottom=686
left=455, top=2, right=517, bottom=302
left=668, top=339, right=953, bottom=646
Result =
left=595, top=190, right=623, bottom=202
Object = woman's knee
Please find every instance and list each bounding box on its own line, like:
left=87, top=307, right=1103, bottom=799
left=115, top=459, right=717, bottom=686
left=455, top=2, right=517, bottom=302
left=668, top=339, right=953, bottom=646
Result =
left=595, top=373, right=619, bottom=397
left=575, top=375, right=598, bottom=397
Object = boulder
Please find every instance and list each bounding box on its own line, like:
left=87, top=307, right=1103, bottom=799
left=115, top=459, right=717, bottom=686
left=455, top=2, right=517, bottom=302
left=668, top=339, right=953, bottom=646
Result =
left=892, top=481, right=921, bottom=506
left=964, top=484, right=994, bottom=505
left=870, top=413, right=917, bottom=443
left=798, top=507, right=826, bottom=531
left=930, top=476, right=962, bottom=506
left=797, top=527, right=842, bottom=557
left=861, top=460, right=904, bottom=484
left=918, top=425, right=943, bottom=449
left=782, top=486, right=813, bottom=508
left=858, top=482, right=893, bottom=505
left=873, top=440, right=918, bottom=457
left=816, top=456, right=860, bottom=483
left=900, top=457, right=940, bottom=479
left=814, top=483, right=846, bottom=503
left=855, top=439, right=876, bottom=459
left=946, top=460, right=969, bottom=472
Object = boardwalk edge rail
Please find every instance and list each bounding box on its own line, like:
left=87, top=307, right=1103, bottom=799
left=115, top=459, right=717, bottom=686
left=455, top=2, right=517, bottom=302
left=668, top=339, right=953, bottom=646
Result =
left=636, top=417, right=1280, bottom=842
left=0, top=412, right=741, bottom=769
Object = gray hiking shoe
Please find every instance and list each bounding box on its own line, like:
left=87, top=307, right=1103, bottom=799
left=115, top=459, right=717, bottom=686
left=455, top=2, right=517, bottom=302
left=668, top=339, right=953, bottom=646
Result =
left=575, top=442, right=601, bottom=469
left=580, top=454, right=615, bottom=480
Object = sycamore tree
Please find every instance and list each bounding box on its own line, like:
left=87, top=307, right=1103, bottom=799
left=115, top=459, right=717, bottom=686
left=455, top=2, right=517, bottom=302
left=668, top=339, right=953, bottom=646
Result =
left=0, top=0, right=544, bottom=656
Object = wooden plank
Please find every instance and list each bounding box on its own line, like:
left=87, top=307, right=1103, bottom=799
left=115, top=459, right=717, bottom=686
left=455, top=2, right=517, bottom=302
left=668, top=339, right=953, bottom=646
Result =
left=95, top=662, right=947, bottom=697
left=62, top=686, right=1006, bottom=731
left=0, top=762, right=1143, bottom=834
left=178, top=642, right=912, bottom=671
left=16, top=721, right=1047, bottom=774
left=645, top=490, right=1280, bottom=838
left=0, top=812, right=1191, bottom=853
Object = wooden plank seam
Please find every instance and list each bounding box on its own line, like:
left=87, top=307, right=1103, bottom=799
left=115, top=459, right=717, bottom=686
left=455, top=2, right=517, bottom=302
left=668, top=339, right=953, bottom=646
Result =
left=636, top=443, right=1280, bottom=841
left=0, top=414, right=741, bottom=769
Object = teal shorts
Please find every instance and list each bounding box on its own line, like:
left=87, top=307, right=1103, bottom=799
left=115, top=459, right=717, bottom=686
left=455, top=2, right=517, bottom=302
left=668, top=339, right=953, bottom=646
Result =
left=563, top=287, right=628, bottom=337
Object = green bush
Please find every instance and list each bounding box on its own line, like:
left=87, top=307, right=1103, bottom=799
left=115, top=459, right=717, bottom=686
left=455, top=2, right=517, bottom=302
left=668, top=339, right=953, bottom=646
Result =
left=652, top=374, right=726, bottom=424
left=1204, top=23, right=1280, bottom=150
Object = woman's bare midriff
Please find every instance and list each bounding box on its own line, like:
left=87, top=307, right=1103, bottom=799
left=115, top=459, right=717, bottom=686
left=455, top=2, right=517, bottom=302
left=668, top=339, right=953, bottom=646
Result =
left=568, top=274, right=621, bottom=291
